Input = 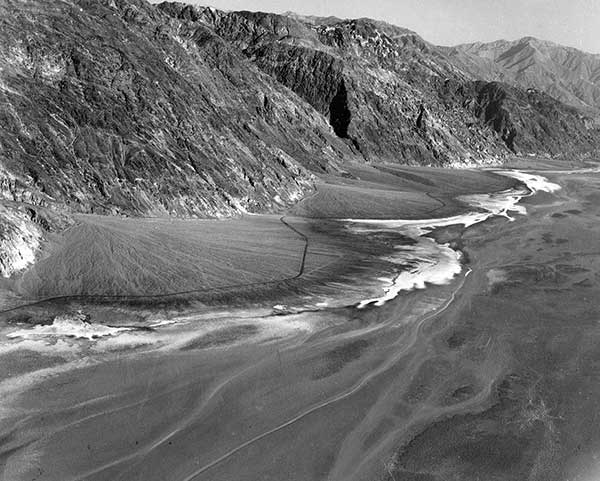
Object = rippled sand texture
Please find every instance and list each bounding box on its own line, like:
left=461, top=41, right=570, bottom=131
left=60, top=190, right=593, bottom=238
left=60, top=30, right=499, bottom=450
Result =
left=1, top=165, right=600, bottom=481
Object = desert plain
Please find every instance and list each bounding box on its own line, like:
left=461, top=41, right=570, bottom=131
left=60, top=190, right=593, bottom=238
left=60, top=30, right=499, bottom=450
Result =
left=1, top=161, right=599, bottom=481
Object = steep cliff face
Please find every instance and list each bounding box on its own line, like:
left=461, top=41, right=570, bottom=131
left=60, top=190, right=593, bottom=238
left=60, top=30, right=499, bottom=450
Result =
left=0, top=0, right=355, bottom=220
left=163, top=5, right=600, bottom=164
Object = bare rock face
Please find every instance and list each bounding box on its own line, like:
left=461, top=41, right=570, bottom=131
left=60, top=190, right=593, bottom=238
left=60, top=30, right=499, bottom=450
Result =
left=168, top=6, right=600, bottom=164
left=175, top=8, right=505, bottom=165
left=436, top=79, right=600, bottom=156
left=2, top=1, right=598, bottom=273
left=0, top=205, right=41, bottom=278
left=0, top=0, right=356, bottom=219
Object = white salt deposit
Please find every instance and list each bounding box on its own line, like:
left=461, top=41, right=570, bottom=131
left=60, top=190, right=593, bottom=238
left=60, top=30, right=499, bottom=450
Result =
left=497, top=170, right=562, bottom=194
left=356, top=238, right=462, bottom=308
left=7, top=313, right=132, bottom=340
left=349, top=170, right=561, bottom=308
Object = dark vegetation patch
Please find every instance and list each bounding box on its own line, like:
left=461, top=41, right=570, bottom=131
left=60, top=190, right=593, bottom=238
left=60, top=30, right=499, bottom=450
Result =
left=439, top=371, right=482, bottom=407
left=311, top=339, right=370, bottom=380
left=449, top=385, right=475, bottom=401
left=181, top=324, right=260, bottom=350
left=440, top=381, right=481, bottom=407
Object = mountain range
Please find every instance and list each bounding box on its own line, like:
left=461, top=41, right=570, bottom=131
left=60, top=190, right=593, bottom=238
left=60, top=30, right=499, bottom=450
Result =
left=1, top=0, right=600, bottom=275
left=445, top=36, right=600, bottom=117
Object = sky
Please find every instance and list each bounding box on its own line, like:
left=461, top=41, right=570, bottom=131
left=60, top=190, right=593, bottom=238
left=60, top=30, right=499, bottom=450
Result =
left=169, top=0, right=600, bottom=53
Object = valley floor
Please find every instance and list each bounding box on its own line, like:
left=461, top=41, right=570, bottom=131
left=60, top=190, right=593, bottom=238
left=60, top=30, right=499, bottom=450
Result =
left=1, top=161, right=599, bottom=481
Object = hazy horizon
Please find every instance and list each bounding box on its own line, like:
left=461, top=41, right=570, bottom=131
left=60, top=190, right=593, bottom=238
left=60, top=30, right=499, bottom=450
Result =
left=153, top=0, right=600, bottom=54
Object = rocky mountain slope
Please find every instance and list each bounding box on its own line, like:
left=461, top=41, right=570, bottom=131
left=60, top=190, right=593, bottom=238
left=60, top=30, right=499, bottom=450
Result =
left=159, top=5, right=600, bottom=162
left=161, top=6, right=505, bottom=165
left=0, top=0, right=355, bottom=220
left=1, top=0, right=600, bottom=276
left=445, top=37, right=600, bottom=116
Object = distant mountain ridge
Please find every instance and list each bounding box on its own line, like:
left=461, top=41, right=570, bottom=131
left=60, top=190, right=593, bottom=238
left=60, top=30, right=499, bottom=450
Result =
left=446, top=36, right=600, bottom=116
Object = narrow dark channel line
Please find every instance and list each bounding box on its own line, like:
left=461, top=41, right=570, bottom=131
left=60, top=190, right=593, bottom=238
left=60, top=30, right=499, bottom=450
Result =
left=278, top=216, right=309, bottom=278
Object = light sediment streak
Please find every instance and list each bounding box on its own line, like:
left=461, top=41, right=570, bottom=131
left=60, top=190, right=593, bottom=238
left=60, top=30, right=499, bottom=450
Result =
left=347, top=170, right=561, bottom=308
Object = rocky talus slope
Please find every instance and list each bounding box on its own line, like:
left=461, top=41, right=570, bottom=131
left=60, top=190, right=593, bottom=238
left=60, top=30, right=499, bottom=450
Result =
left=1, top=0, right=600, bottom=276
